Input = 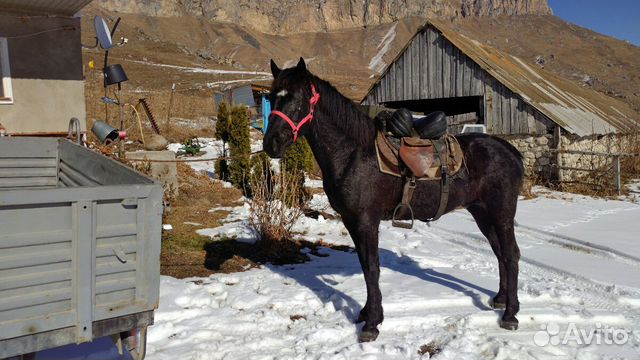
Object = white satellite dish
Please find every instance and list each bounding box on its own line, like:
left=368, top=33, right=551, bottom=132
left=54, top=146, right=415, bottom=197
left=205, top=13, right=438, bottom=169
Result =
left=94, top=16, right=113, bottom=50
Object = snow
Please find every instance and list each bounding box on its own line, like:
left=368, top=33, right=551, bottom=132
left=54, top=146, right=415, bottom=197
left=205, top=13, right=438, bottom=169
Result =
left=369, top=22, right=398, bottom=75
left=147, top=187, right=640, bottom=359
left=129, top=60, right=271, bottom=76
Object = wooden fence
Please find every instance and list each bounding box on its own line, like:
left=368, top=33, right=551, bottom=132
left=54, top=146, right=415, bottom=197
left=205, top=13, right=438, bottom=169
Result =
left=550, top=148, right=640, bottom=194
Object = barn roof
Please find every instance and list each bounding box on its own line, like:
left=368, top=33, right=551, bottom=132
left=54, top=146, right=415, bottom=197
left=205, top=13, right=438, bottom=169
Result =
left=0, top=0, right=93, bottom=16
left=363, top=19, right=638, bottom=136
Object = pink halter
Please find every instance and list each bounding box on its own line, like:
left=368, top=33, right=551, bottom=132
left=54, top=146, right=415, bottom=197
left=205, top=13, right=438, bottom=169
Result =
left=269, top=84, right=320, bottom=142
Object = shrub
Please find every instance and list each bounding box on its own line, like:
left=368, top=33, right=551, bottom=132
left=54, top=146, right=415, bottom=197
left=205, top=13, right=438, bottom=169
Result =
left=227, top=105, right=252, bottom=194
left=281, top=138, right=314, bottom=204
left=214, top=102, right=231, bottom=181
left=249, top=168, right=306, bottom=243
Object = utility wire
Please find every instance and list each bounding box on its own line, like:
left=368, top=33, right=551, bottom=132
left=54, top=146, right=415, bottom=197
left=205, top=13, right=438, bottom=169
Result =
left=2, top=26, right=76, bottom=39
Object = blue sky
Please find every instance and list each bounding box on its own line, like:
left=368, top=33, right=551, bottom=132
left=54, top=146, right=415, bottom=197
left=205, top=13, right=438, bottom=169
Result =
left=548, top=0, right=639, bottom=46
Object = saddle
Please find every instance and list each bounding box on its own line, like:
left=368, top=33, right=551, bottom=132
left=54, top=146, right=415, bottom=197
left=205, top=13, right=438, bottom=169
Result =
left=374, top=108, right=465, bottom=229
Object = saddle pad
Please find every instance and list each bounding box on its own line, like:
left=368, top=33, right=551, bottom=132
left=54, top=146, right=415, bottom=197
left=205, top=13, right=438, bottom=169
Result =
left=375, top=132, right=464, bottom=180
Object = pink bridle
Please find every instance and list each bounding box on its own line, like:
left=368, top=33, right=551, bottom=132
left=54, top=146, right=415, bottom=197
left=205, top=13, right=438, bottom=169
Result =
left=269, top=84, right=320, bottom=142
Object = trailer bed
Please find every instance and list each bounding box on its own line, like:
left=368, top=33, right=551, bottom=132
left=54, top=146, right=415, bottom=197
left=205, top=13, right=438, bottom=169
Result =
left=0, top=137, right=162, bottom=358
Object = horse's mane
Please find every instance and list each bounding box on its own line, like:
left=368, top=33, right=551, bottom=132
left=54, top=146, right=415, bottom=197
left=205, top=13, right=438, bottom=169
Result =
left=312, top=75, right=377, bottom=148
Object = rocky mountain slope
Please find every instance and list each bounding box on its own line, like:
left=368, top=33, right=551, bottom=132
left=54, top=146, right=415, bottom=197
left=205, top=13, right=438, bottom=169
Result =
left=82, top=0, right=639, bottom=127
left=92, top=0, right=551, bottom=34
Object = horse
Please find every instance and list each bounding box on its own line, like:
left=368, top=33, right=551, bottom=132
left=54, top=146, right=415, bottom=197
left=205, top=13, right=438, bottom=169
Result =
left=263, top=58, right=524, bottom=342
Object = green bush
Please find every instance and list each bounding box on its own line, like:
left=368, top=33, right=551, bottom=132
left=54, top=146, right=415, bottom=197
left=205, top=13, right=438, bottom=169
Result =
left=281, top=138, right=314, bottom=204
left=215, top=102, right=230, bottom=143
left=215, top=102, right=231, bottom=181
left=227, top=105, right=252, bottom=194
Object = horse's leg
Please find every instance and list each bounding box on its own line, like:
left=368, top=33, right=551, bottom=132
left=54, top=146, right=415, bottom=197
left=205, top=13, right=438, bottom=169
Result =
left=495, top=219, right=520, bottom=330
left=467, top=204, right=508, bottom=309
left=343, top=215, right=383, bottom=342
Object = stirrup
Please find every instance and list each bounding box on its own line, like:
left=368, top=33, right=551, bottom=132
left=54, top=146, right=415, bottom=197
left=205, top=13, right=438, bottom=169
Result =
left=392, top=203, right=414, bottom=229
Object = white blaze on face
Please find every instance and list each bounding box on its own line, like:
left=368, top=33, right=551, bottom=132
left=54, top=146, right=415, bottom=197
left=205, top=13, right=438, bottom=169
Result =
left=277, top=89, right=288, bottom=97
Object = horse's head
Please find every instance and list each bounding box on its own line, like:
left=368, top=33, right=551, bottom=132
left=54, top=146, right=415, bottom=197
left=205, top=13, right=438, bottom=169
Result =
left=263, top=57, right=319, bottom=158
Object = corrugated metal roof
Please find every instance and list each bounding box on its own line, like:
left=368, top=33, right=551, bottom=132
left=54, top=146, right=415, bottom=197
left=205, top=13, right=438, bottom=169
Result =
left=0, top=0, right=93, bottom=16
left=364, top=19, right=638, bottom=136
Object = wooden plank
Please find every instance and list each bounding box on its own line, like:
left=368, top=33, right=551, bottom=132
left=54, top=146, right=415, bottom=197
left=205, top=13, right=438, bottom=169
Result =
left=398, top=51, right=404, bottom=101
left=428, top=28, right=437, bottom=99
left=404, top=48, right=411, bottom=100
left=493, top=82, right=502, bottom=134
left=443, top=41, right=451, bottom=98
left=502, top=87, right=512, bottom=134
left=411, top=39, right=420, bottom=100
left=435, top=34, right=442, bottom=99
left=419, top=30, right=427, bottom=99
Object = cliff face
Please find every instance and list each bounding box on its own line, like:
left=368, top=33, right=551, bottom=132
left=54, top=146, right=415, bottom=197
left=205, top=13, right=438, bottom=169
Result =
left=93, top=0, right=551, bottom=34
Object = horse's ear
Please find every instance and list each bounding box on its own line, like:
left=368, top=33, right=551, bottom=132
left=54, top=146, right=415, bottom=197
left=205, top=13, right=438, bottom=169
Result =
left=296, top=57, right=306, bottom=72
left=270, top=59, right=281, bottom=78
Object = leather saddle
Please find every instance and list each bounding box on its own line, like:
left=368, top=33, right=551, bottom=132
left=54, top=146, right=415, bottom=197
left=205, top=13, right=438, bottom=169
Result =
left=377, top=108, right=447, bottom=140
left=373, top=108, right=465, bottom=229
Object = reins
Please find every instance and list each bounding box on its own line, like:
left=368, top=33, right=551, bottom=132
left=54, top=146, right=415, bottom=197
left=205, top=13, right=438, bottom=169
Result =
left=269, top=84, right=320, bottom=142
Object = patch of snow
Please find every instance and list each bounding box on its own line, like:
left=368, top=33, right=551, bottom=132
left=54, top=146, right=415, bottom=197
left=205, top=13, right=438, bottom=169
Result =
left=128, top=59, right=271, bottom=76
left=148, top=188, right=640, bottom=359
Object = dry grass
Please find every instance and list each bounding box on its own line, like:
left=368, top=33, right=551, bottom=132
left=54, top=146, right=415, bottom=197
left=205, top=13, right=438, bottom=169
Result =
left=160, top=163, right=242, bottom=278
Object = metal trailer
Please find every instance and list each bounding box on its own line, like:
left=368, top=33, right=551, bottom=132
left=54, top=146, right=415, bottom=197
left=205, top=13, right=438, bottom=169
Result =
left=0, top=137, right=163, bottom=359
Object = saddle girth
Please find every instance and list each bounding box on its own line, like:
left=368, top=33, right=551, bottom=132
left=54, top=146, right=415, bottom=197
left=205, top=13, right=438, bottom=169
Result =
left=392, top=137, right=451, bottom=228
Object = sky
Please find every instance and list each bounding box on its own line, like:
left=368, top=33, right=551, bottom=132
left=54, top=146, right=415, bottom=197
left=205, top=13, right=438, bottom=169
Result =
left=548, top=0, right=639, bottom=46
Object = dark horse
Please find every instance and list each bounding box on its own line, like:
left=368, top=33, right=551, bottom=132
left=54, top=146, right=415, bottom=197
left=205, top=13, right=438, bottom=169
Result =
left=263, top=58, right=524, bottom=342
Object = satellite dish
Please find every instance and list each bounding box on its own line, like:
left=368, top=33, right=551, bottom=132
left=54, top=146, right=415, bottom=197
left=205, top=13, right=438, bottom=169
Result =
left=94, top=16, right=113, bottom=50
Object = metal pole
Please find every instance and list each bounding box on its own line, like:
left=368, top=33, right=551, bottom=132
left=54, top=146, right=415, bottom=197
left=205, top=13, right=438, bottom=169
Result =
left=166, top=83, right=175, bottom=133
left=613, top=155, right=621, bottom=195
left=117, top=87, right=125, bottom=158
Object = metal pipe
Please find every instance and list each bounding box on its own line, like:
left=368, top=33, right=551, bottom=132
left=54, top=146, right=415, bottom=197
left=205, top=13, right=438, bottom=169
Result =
left=67, top=117, right=82, bottom=145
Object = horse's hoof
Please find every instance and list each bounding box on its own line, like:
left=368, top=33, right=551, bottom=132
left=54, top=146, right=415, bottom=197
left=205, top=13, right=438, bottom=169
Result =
left=489, top=299, right=506, bottom=309
left=499, top=319, right=519, bottom=331
left=358, top=328, right=379, bottom=343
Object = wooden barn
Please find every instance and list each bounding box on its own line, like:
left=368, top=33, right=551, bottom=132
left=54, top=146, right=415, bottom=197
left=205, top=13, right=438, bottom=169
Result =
left=361, top=19, right=638, bottom=137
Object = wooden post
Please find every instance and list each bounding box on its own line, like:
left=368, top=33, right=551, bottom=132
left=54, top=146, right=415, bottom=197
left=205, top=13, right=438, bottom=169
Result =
left=613, top=155, right=621, bottom=195
left=554, top=126, right=562, bottom=184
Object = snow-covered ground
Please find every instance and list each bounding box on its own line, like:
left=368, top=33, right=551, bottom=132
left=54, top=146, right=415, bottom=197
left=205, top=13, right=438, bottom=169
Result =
left=147, top=187, right=640, bottom=360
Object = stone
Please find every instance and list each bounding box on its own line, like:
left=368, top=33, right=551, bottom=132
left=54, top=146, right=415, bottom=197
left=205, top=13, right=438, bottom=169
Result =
left=537, top=157, right=550, bottom=166
left=126, top=150, right=178, bottom=198
left=145, top=134, right=169, bottom=151
left=536, top=137, right=549, bottom=146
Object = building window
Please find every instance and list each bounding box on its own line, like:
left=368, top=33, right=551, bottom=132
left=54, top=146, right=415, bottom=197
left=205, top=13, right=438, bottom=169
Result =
left=0, top=37, right=13, bottom=104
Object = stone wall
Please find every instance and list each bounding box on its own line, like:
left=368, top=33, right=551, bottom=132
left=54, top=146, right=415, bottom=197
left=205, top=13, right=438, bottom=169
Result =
left=505, top=134, right=554, bottom=179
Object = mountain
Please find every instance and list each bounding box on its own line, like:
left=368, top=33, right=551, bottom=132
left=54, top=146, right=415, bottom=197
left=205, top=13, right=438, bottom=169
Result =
left=92, top=0, right=551, bottom=34
left=81, top=0, right=639, bottom=127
